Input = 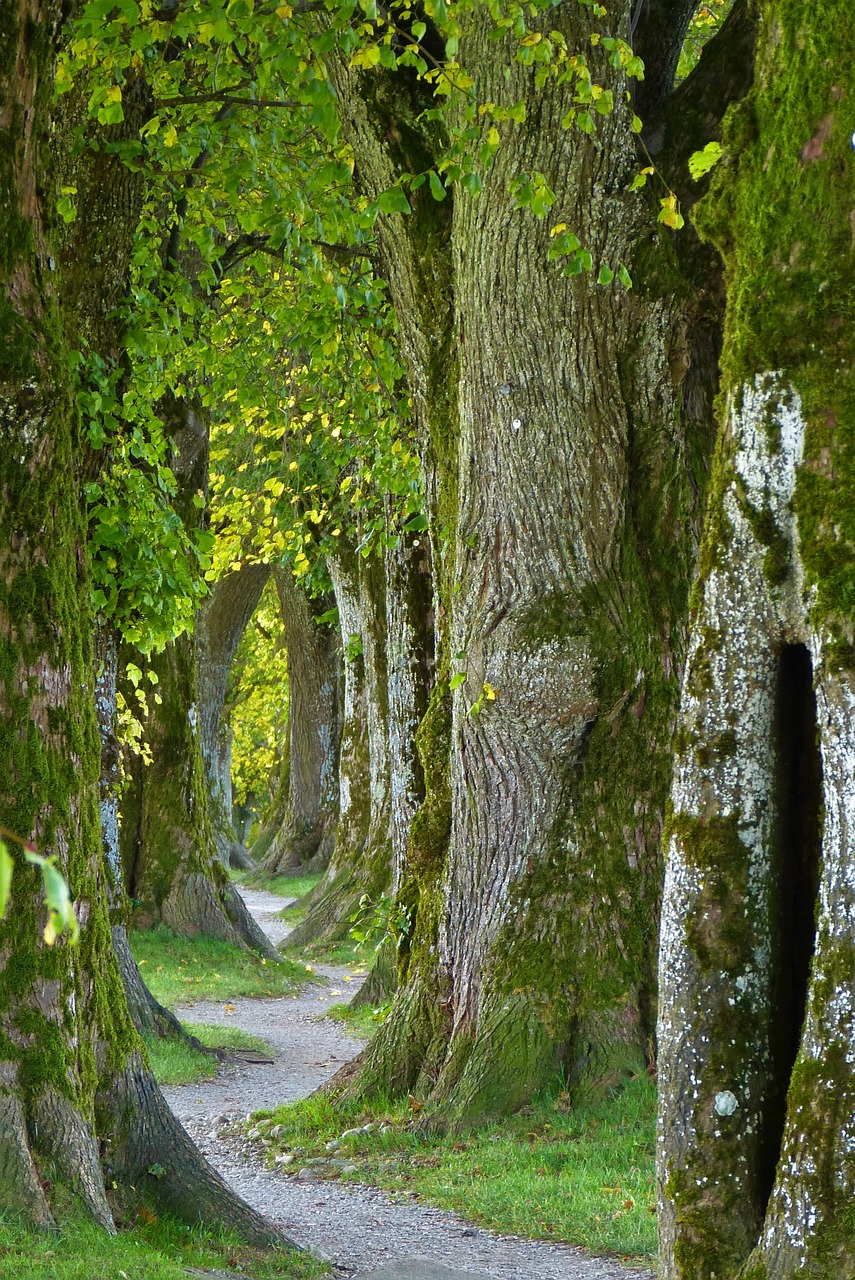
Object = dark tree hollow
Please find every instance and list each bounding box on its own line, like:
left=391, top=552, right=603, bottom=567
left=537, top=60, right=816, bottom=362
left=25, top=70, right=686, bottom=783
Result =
left=760, top=642, right=823, bottom=1212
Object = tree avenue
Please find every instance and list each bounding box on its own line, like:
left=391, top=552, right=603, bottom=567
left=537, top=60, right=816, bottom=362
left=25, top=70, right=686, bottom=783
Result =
left=0, top=0, right=853, bottom=1275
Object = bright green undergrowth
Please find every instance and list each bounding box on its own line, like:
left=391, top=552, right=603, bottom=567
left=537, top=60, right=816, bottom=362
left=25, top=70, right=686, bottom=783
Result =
left=246, top=1075, right=658, bottom=1262
left=236, top=870, right=324, bottom=901
left=144, top=1023, right=272, bottom=1086
left=130, top=925, right=306, bottom=1006
left=0, top=1211, right=327, bottom=1279
left=326, top=999, right=389, bottom=1040
left=283, top=937, right=367, bottom=967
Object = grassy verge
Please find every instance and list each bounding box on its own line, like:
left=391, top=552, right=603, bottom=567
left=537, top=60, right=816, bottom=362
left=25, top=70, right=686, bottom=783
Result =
left=0, top=1210, right=327, bottom=1279
left=281, top=937, right=368, bottom=967
left=144, top=1023, right=273, bottom=1086
left=326, top=1000, right=389, bottom=1040
left=238, top=1076, right=658, bottom=1263
left=130, top=926, right=308, bottom=1007
left=234, top=870, right=324, bottom=901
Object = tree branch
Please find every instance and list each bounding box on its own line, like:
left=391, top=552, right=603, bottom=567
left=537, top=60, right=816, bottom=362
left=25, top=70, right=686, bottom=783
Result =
left=643, top=0, right=757, bottom=203
left=631, top=0, right=699, bottom=118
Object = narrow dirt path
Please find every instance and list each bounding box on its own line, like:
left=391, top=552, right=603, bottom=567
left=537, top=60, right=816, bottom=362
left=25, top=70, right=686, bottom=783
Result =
left=164, top=888, right=654, bottom=1280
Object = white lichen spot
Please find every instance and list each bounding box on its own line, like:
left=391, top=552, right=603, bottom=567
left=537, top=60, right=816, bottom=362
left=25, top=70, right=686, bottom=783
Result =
left=714, top=1090, right=739, bottom=1117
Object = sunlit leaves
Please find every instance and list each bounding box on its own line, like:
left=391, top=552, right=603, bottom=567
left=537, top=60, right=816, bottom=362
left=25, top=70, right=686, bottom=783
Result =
left=688, top=140, right=723, bottom=180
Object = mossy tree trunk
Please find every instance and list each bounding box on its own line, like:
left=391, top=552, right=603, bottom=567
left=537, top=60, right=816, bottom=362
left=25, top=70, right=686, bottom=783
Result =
left=657, top=5, right=855, bottom=1277
left=118, top=399, right=278, bottom=957
left=94, top=624, right=186, bottom=1040
left=286, top=546, right=392, bottom=947
left=255, top=567, right=339, bottom=874
left=196, top=561, right=271, bottom=869
left=120, top=630, right=279, bottom=959
left=0, top=5, right=289, bottom=1241
left=328, top=1, right=751, bottom=1125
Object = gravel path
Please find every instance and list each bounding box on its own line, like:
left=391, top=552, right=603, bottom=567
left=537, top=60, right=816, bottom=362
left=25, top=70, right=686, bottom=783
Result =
left=164, top=888, right=654, bottom=1280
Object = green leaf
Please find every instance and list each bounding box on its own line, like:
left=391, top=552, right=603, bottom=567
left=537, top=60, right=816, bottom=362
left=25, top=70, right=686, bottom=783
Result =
left=596, top=262, right=615, bottom=286
left=617, top=263, right=633, bottom=289
left=377, top=187, right=412, bottom=215
left=428, top=170, right=447, bottom=202
left=0, top=842, right=12, bottom=919
left=688, top=140, right=723, bottom=181
left=449, top=671, right=467, bottom=691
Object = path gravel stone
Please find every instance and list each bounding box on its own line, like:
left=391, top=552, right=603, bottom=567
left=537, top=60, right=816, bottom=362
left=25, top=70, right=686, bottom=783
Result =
left=165, top=887, right=654, bottom=1280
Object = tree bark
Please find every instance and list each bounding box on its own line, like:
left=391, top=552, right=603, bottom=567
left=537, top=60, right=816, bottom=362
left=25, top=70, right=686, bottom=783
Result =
left=255, top=568, right=339, bottom=874
left=657, top=4, right=855, bottom=1276
left=286, top=546, right=393, bottom=947
left=329, top=2, right=727, bottom=1125
left=120, top=632, right=279, bottom=959
left=196, top=561, right=271, bottom=869
left=0, top=8, right=290, bottom=1240
left=94, top=624, right=188, bottom=1040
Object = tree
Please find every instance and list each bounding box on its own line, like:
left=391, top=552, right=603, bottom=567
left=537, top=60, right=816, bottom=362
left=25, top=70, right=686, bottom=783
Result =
left=0, top=2, right=289, bottom=1240
left=657, top=2, right=855, bottom=1275
left=196, top=560, right=272, bottom=868
left=254, top=568, right=341, bottom=875
left=328, top=0, right=747, bottom=1126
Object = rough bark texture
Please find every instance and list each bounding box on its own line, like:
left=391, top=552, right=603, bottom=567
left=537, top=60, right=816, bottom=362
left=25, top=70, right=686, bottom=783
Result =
left=255, top=568, right=339, bottom=874
left=286, top=548, right=392, bottom=947
left=94, top=625, right=187, bottom=1040
left=0, top=5, right=289, bottom=1241
left=196, top=562, right=271, bottom=869
left=328, top=2, right=731, bottom=1125
left=658, top=3, right=855, bottom=1276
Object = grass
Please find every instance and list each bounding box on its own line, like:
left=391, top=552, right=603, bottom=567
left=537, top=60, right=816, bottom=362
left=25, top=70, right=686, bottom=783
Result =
left=0, top=1210, right=328, bottom=1279
left=144, top=1023, right=273, bottom=1086
left=241, top=1074, right=658, bottom=1264
left=233, top=870, right=324, bottom=901
left=282, top=936, right=368, bottom=966
left=326, top=1000, right=389, bottom=1040
left=129, top=926, right=308, bottom=1007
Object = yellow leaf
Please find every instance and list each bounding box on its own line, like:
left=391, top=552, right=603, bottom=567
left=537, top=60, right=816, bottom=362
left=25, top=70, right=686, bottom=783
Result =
left=550, top=222, right=567, bottom=237
left=276, top=2, right=292, bottom=14
left=106, top=84, right=123, bottom=103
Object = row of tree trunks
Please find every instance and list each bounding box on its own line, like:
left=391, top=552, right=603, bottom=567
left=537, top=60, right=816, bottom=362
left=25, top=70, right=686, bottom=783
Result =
left=657, top=1, right=855, bottom=1276
left=0, top=3, right=289, bottom=1240
left=255, top=569, right=340, bottom=874
left=196, top=561, right=272, bottom=870
left=286, top=546, right=393, bottom=946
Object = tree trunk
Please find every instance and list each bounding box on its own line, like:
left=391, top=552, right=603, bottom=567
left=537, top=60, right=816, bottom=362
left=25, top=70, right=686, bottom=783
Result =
left=286, top=546, right=393, bottom=947
left=255, top=568, right=339, bottom=874
left=0, top=11, right=289, bottom=1240
left=196, top=562, right=271, bottom=869
left=120, top=633, right=279, bottom=959
left=328, top=3, right=739, bottom=1125
left=657, top=4, right=855, bottom=1276
left=94, top=624, right=188, bottom=1040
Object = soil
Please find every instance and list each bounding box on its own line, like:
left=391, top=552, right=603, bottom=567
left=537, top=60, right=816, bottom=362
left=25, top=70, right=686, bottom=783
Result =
left=163, top=888, right=655, bottom=1280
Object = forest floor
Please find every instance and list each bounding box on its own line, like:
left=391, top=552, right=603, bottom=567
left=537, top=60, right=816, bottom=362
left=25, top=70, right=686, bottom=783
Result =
left=163, top=887, right=655, bottom=1280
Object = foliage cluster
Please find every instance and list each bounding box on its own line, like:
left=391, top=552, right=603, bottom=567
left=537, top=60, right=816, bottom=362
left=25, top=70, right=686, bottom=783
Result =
left=227, top=580, right=290, bottom=812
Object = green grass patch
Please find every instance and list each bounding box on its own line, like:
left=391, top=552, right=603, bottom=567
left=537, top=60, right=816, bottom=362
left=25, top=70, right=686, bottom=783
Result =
left=235, top=870, right=324, bottom=901
left=326, top=1000, right=389, bottom=1040
left=130, top=926, right=307, bottom=1008
left=0, top=1211, right=327, bottom=1279
left=144, top=1023, right=274, bottom=1086
left=242, top=1075, right=658, bottom=1263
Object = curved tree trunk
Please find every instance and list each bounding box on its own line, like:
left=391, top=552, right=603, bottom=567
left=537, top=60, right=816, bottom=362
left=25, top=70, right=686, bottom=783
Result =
left=657, top=4, right=855, bottom=1276
left=0, top=16, right=290, bottom=1241
left=327, top=2, right=748, bottom=1125
left=255, top=568, right=339, bottom=874
left=94, top=624, right=188, bottom=1040
left=196, top=561, right=271, bottom=869
left=286, top=546, right=393, bottom=948
left=120, top=633, right=280, bottom=959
